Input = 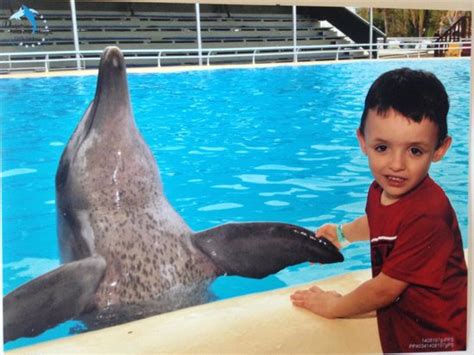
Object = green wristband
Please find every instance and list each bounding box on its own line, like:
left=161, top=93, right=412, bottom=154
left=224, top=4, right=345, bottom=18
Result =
left=336, top=224, right=347, bottom=242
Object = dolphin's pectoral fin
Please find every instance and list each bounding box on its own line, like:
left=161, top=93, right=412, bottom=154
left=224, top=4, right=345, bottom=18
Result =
left=192, top=222, right=343, bottom=279
left=3, top=256, right=106, bottom=343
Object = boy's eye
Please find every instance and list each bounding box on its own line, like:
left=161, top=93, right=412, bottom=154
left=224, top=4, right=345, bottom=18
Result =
left=410, top=147, right=423, bottom=156
left=374, top=145, right=387, bottom=153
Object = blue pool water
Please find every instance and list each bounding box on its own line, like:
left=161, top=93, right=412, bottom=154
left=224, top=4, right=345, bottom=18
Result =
left=1, top=58, right=470, bottom=349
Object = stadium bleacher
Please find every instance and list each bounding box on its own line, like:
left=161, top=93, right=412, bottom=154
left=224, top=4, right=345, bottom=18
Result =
left=1, top=1, right=367, bottom=69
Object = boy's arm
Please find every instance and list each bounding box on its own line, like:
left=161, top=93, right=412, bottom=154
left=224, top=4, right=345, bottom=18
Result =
left=290, top=272, right=408, bottom=319
left=316, top=215, right=369, bottom=248
left=342, top=215, right=369, bottom=242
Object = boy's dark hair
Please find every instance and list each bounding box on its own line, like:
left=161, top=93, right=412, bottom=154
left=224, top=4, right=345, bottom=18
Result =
left=360, top=68, right=449, bottom=147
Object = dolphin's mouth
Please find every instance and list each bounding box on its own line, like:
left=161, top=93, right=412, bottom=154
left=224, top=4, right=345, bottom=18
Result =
left=101, top=46, right=125, bottom=71
left=96, top=46, right=127, bottom=90
left=86, top=46, right=132, bottom=132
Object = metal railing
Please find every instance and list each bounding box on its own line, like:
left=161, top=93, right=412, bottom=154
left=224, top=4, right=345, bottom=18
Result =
left=434, top=15, right=471, bottom=57
left=0, top=40, right=470, bottom=74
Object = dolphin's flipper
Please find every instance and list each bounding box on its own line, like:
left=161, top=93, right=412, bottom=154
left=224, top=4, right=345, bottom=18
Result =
left=3, top=256, right=106, bottom=342
left=192, top=222, right=343, bottom=278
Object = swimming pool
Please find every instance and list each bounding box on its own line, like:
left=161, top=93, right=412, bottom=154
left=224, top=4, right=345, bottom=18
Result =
left=1, top=58, right=470, bottom=349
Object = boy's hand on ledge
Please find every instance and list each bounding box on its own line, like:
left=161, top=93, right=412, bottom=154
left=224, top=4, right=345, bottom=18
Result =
left=290, top=286, right=342, bottom=319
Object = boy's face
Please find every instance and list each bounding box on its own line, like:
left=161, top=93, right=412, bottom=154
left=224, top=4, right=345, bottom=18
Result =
left=357, top=108, right=451, bottom=205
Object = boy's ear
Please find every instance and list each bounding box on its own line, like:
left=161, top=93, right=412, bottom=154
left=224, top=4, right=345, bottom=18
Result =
left=433, top=136, right=452, bottom=162
left=356, top=129, right=368, bottom=155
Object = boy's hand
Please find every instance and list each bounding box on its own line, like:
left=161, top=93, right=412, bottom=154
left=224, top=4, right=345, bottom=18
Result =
left=316, top=224, right=341, bottom=249
left=290, top=286, right=342, bottom=319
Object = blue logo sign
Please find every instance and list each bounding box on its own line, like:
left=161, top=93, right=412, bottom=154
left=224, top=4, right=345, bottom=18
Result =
left=8, top=4, right=50, bottom=48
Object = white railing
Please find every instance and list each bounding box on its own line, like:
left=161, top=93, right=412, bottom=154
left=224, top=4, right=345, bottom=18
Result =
left=0, top=40, right=470, bottom=73
left=385, top=37, right=439, bottom=44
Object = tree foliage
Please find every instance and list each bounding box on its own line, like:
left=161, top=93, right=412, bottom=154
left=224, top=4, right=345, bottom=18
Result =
left=356, top=9, right=469, bottom=37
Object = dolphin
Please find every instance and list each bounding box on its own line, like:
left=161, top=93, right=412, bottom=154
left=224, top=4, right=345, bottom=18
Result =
left=9, top=5, right=39, bottom=34
left=3, top=46, right=343, bottom=343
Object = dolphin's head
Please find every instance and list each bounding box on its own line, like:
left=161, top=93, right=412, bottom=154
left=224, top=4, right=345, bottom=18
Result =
left=56, top=47, right=162, bottom=212
left=9, top=7, right=24, bottom=20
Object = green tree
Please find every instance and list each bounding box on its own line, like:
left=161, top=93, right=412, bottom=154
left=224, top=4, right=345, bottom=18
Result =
left=407, top=10, right=426, bottom=37
left=356, top=8, right=467, bottom=37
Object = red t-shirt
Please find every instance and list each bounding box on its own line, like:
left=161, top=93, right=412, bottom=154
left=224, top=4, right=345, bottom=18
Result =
left=366, top=175, right=467, bottom=353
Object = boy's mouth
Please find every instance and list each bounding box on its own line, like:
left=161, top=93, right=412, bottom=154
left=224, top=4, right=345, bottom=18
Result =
left=385, top=175, right=407, bottom=187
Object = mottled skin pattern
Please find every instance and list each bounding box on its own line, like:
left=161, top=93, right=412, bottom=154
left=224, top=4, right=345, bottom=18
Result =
left=56, top=47, right=217, bottom=311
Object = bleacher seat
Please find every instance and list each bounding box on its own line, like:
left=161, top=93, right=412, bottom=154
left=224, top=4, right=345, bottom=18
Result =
left=0, top=1, right=365, bottom=69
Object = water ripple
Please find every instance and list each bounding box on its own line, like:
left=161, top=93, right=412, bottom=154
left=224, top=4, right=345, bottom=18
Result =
left=255, top=164, right=307, bottom=172
left=264, top=200, right=290, bottom=207
left=198, top=203, right=243, bottom=212
left=1, top=168, right=37, bottom=178
left=212, top=184, right=249, bottom=190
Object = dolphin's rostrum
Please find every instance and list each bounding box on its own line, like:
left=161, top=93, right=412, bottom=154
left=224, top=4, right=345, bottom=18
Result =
left=3, top=47, right=343, bottom=343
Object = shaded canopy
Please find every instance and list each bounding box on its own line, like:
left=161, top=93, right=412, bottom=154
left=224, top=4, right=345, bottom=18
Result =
left=77, top=0, right=471, bottom=11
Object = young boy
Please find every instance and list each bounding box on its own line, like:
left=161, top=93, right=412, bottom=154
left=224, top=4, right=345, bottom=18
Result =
left=290, top=68, right=467, bottom=353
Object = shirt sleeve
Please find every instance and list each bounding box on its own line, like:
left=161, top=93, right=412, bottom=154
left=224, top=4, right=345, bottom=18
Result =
left=381, top=215, right=454, bottom=289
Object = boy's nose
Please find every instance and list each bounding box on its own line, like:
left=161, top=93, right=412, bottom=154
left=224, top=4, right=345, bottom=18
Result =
left=389, top=151, right=406, bottom=171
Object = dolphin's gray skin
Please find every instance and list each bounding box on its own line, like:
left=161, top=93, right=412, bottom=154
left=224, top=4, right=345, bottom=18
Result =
left=3, top=47, right=343, bottom=343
